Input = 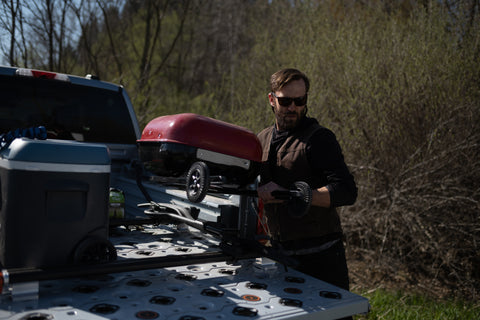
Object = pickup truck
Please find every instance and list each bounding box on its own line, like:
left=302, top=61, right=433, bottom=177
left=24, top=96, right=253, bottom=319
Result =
left=0, top=66, right=369, bottom=319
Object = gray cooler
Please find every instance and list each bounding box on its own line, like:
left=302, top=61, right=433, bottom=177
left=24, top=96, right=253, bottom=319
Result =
left=0, top=138, right=112, bottom=268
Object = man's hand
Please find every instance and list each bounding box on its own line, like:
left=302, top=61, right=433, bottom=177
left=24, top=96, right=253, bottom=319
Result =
left=311, top=186, right=331, bottom=208
left=257, top=181, right=287, bottom=204
left=259, top=182, right=331, bottom=208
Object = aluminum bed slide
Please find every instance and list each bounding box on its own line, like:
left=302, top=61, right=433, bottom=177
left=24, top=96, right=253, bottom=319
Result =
left=0, top=223, right=370, bottom=320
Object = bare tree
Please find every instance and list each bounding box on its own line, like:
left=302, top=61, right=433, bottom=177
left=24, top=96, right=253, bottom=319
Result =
left=96, top=0, right=124, bottom=77
left=0, top=0, right=22, bottom=66
left=22, top=0, right=79, bottom=71
left=71, top=0, right=112, bottom=77
left=111, top=0, right=192, bottom=122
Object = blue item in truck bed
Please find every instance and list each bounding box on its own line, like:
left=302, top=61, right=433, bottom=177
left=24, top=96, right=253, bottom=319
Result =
left=0, top=138, right=114, bottom=269
left=0, top=126, right=47, bottom=151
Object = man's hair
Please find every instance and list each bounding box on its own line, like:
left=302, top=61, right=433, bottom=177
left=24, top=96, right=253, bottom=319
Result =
left=270, top=68, right=310, bottom=93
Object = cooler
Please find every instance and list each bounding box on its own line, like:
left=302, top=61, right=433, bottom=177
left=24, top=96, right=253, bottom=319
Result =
left=0, top=138, right=112, bottom=268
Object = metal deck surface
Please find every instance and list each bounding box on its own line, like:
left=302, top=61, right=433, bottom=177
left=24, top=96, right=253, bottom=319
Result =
left=0, top=224, right=369, bottom=319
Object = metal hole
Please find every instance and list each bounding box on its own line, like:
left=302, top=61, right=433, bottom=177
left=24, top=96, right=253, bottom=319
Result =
left=283, top=287, right=303, bottom=294
left=218, top=268, right=236, bottom=275
left=285, top=276, right=305, bottom=283
left=232, top=306, right=258, bottom=317
left=19, top=313, right=54, bottom=320
left=175, top=274, right=197, bottom=281
left=319, top=291, right=342, bottom=299
left=135, top=310, right=159, bottom=319
left=179, top=316, right=206, bottom=320
left=241, top=294, right=261, bottom=302
left=127, top=279, right=152, bottom=287
left=149, top=295, right=176, bottom=305
left=201, top=288, right=224, bottom=297
left=279, top=298, right=303, bottom=308
left=136, top=250, right=154, bottom=256
left=89, top=303, right=119, bottom=314
left=245, top=282, right=267, bottom=290
left=72, top=285, right=99, bottom=294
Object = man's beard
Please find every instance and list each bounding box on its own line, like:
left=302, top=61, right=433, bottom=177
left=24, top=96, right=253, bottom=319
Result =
left=275, top=108, right=306, bottom=131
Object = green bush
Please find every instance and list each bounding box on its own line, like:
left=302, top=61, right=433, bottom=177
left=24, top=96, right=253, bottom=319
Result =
left=213, top=1, right=480, bottom=299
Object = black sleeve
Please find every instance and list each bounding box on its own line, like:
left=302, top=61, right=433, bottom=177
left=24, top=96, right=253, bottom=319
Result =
left=306, top=127, right=358, bottom=207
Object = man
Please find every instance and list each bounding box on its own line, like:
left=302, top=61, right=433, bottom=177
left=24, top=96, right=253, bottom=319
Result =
left=257, top=68, right=357, bottom=292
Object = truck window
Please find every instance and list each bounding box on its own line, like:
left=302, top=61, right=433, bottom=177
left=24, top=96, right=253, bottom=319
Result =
left=0, top=75, right=137, bottom=144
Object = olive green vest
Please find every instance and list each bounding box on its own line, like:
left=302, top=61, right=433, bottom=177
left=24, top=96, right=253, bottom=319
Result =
left=257, top=124, right=343, bottom=242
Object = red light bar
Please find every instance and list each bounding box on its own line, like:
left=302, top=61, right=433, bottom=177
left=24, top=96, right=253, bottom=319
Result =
left=31, top=70, right=56, bottom=79
left=16, top=68, right=69, bottom=81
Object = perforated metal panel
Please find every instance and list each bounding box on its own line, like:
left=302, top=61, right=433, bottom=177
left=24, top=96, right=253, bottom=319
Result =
left=0, top=224, right=369, bottom=319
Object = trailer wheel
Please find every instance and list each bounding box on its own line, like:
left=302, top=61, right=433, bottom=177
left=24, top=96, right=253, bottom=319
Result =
left=186, top=161, right=210, bottom=203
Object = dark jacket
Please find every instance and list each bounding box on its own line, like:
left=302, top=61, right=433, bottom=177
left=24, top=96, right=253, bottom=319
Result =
left=257, top=117, right=357, bottom=245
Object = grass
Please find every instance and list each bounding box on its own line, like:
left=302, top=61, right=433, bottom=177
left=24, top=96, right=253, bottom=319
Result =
left=353, top=289, right=480, bottom=320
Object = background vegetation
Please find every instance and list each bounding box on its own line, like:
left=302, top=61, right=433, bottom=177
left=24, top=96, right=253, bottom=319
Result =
left=355, top=289, right=480, bottom=319
left=1, top=0, right=479, bottom=304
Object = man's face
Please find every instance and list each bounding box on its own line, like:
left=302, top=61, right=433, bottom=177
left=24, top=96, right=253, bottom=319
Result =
left=269, top=79, right=307, bottom=131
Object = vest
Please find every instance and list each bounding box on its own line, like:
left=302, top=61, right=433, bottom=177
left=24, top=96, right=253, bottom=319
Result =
left=257, top=122, right=343, bottom=242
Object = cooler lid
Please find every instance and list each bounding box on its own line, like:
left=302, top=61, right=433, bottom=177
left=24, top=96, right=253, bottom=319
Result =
left=0, top=138, right=111, bottom=165
left=138, top=113, right=262, bottom=162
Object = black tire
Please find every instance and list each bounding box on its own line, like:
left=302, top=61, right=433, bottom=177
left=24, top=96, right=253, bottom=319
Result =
left=186, top=161, right=210, bottom=203
left=72, top=236, right=117, bottom=265
left=288, top=181, right=312, bottom=218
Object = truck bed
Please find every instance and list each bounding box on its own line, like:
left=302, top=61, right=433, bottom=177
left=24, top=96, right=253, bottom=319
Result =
left=0, top=222, right=369, bottom=320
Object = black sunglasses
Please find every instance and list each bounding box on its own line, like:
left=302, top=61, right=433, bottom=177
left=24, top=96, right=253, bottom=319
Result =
left=272, top=92, right=308, bottom=107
